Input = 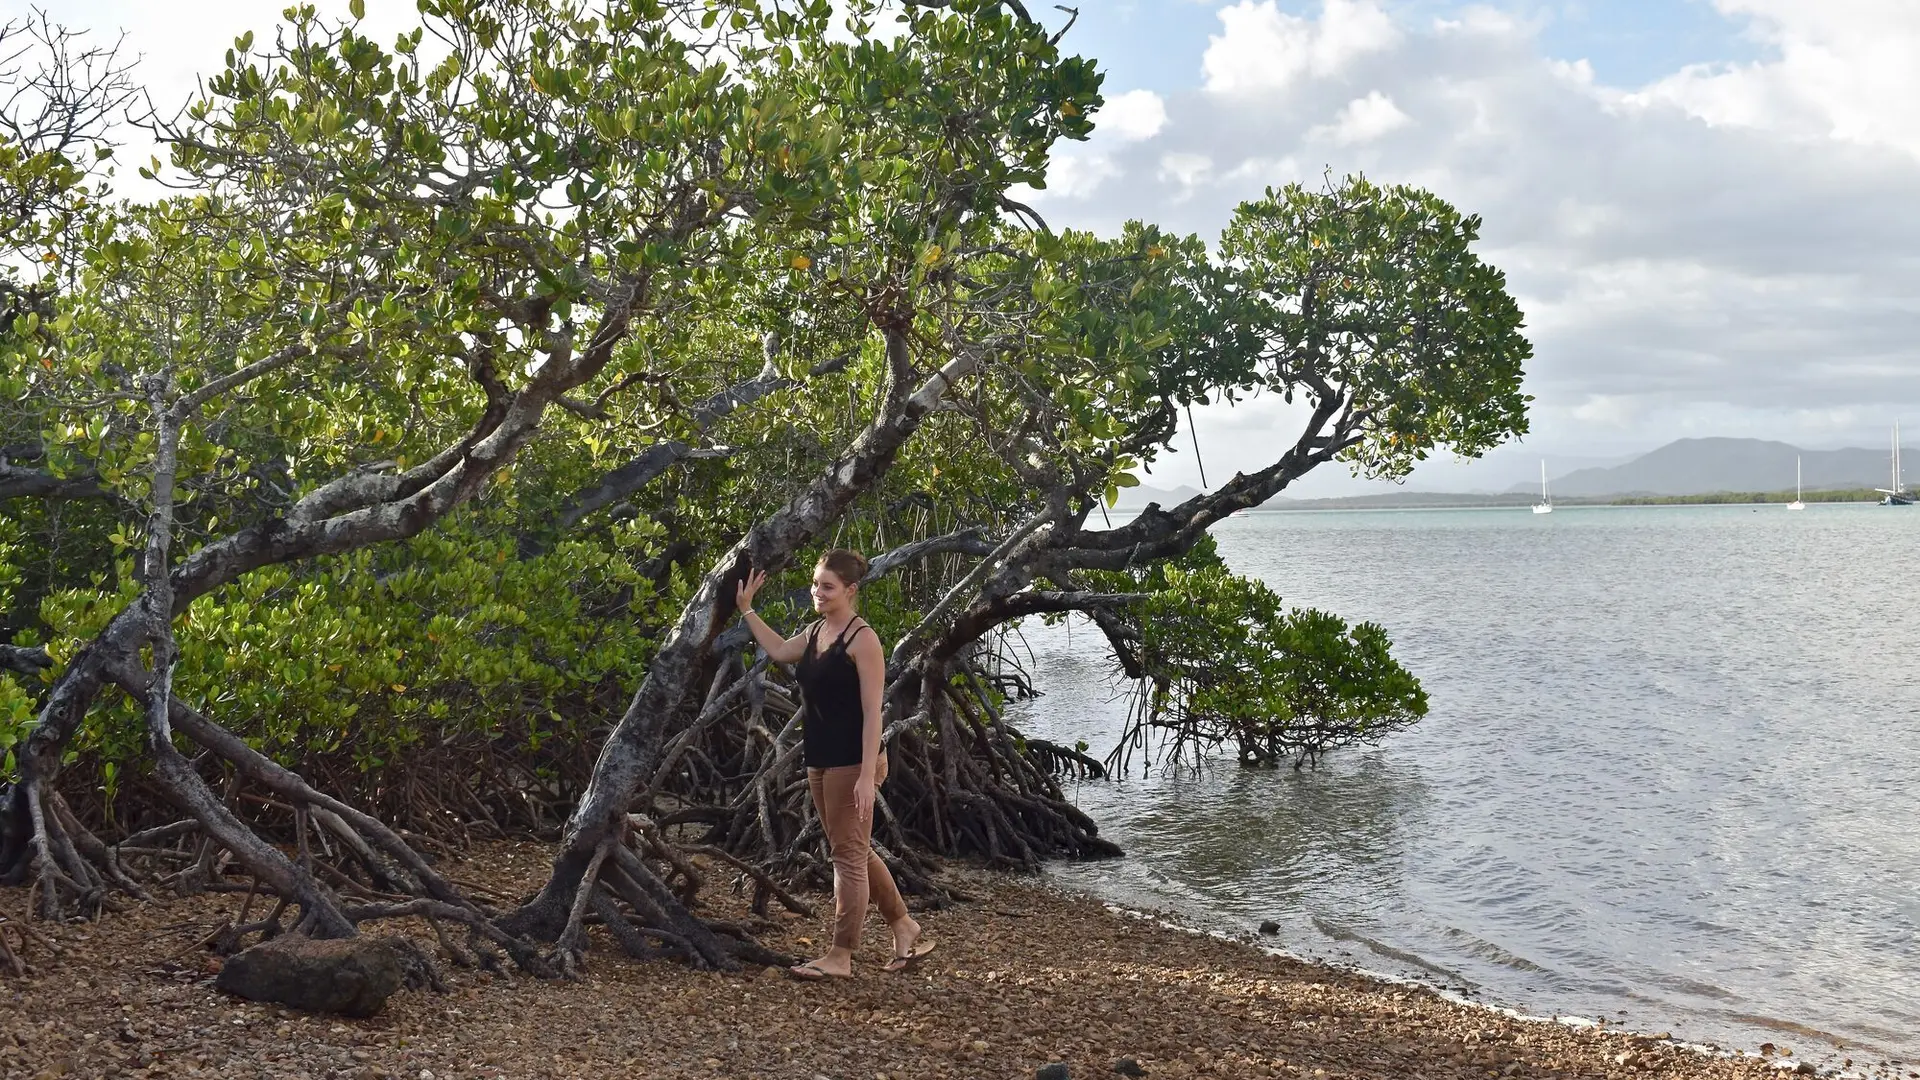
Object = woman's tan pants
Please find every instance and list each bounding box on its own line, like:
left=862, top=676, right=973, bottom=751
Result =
left=807, top=752, right=908, bottom=952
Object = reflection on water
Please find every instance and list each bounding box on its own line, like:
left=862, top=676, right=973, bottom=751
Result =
left=1103, top=756, right=1429, bottom=914
left=1014, top=504, right=1920, bottom=1063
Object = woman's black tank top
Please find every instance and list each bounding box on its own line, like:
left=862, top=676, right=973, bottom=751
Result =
left=796, top=619, right=869, bottom=768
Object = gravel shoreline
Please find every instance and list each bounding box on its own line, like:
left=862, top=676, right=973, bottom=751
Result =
left=0, top=843, right=1890, bottom=1080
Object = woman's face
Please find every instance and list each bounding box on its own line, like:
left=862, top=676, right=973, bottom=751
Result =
left=811, top=566, right=855, bottom=613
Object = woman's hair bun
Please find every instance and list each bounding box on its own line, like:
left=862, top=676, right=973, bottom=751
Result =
left=818, top=548, right=869, bottom=586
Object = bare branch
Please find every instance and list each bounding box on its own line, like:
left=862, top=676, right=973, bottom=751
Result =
left=893, top=509, right=1056, bottom=662
left=864, top=527, right=995, bottom=582
left=930, top=590, right=1150, bottom=665
left=0, top=644, right=50, bottom=676
left=0, top=461, right=111, bottom=503
left=173, top=341, right=327, bottom=418
left=538, top=338, right=799, bottom=544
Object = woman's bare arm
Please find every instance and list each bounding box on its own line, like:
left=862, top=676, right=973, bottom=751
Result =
left=850, top=623, right=887, bottom=819
left=735, top=569, right=811, bottom=664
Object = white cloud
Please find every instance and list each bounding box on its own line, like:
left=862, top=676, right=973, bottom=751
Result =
left=1632, top=0, right=1920, bottom=161
left=1034, top=153, right=1122, bottom=200
left=1432, top=6, right=1527, bottom=39
left=1202, top=0, right=1399, bottom=95
left=1099, top=89, right=1169, bottom=142
left=1310, top=90, right=1409, bottom=144
left=1569, top=394, right=1642, bottom=430
left=1157, top=151, right=1214, bottom=193
left=1224, top=155, right=1300, bottom=183
left=1031, top=0, right=1920, bottom=494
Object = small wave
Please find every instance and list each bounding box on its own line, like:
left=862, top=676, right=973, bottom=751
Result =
left=1635, top=973, right=1742, bottom=1003
left=1437, top=925, right=1553, bottom=973
left=1311, top=917, right=1475, bottom=985
left=1718, top=1012, right=1887, bottom=1054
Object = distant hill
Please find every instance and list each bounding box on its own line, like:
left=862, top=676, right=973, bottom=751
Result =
left=1114, top=436, right=1907, bottom=510
left=1509, top=437, right=1908, bottom=497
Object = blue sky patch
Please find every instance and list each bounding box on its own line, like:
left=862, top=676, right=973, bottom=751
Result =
left=1055, top=0, right=1767, bottom=96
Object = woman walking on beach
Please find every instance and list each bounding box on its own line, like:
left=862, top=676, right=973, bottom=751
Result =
left=735, top=549, right=936, bottom=980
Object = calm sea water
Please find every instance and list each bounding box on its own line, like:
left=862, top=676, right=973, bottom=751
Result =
left=1013, top=504, right=1920, bottom=1066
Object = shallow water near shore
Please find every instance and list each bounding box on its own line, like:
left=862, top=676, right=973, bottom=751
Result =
left=1015, top=503, right=1920, bottom=1066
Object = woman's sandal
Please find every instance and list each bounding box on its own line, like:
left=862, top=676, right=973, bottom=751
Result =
left=882, top=938, right=937, bottom=973
left=787, top=960, right=851, bottom=981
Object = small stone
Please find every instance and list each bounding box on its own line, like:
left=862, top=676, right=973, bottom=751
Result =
left=1258, top=921, right=1280, bottom=935
left=1793, top=1065, right=1816, bottom=1077
left=972, top=1040, right=991, bottom=1053
left=1037, top=1064, right=1071, bottom=1080
left=1113, top=1059, right=1148, bottom=1077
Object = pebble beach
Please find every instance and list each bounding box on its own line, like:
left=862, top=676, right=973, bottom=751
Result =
left=0, top=843, right=1880, bottom=1080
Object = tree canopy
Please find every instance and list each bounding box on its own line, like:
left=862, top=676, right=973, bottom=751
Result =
left=0, top=0, right=1530, bottom=976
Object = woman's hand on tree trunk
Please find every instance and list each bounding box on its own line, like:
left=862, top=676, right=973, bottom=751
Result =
left=736, top=569, right=766, bottom=613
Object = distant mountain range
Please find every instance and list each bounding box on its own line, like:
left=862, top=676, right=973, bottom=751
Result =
left=1510, top=437, right=1908, bottom=497
left=1113, top=436, right=1909, bottom=509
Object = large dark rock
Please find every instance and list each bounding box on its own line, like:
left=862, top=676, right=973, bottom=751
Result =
left=1036, top=1064, right=1070, bottom=1080
left=215, top=935, right=403, bottom=1017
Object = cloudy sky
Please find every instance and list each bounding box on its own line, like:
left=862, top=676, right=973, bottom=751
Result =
left=12, top=0, right=1920, bottom=495
left=1030, top=0, right=1920, bottom=494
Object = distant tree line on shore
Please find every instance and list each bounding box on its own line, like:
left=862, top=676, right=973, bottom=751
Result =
left=1254, top=489, right=1887, bottom=511
left=1607, top=489, right=1882, bottom=505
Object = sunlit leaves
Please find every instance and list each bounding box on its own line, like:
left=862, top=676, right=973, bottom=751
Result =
left=1, top=0, right=1110, bottom=797
left=1220, top=175, right=1532, bottom=480
left=1102, top=549, right=1428, bottom=770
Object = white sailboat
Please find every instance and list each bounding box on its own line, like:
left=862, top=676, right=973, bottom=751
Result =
left=1878, top=422, right=1912, bottom=506
left=1787, top=456, right=1804, bottom=511
left=1531, top=460, right=1553, bottom=514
